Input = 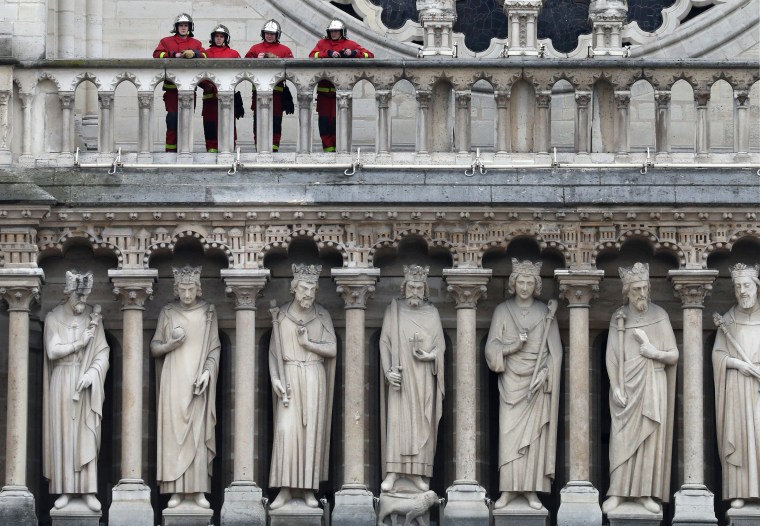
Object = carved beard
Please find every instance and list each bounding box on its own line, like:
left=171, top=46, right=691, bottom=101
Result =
left=298, top=296, right=314, bottom=310
left=738, top=294, right=757, bottom=310
left=406, top=295, right=422, bottom=307
left=72, top=302, right=86, bottom=315
left=631, top=296, right=649, bottom=313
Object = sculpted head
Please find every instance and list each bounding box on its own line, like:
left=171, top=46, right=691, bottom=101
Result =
left=401, top=265, right=429, bottom=308
left=290, top=264, right=321, bottom=310
left=173, top=265, right=202, bottom=308
left=730, top=263, right=760, bottom=311
left=508, top=259, right=542, bottom=301
left=620, top=262, right=650, bottom=313
left=63, top=270, right=93, bottom=315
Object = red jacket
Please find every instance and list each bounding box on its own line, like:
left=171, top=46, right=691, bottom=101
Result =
left=309, top=38, right=373, bottom=59
left=153, top=35, right=206, bottom=59
left=244, top=42, right=294, bottom=59
left=200, top=46, right=240, bottom=100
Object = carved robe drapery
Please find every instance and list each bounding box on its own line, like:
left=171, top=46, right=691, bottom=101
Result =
left=43, top=303, right=109, bottom=494
left=269, top=301, right=336, bottom=489
left=485, top=299, right=562, bottom=492
left=713, top=306, right=760, bottom=500
left=606, top=303, right=677, bottom=501
left=153, top=301, right=220, bottom=493
left=380, top=298, right=445, bottom=478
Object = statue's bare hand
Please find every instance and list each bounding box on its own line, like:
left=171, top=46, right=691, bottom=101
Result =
left=76, top=370, right=94, bottom=392
left=735, top=360, right=760, bottom=379
left=296, top=326, right=309, bottom=346
left=639, top=343, right=659, bottom=360
left=529, top=368, right=548, bottom=394
left=519, top=332, right=528, bottom=343
left=613, top=387, right=627, bottom=407
left=272, top=378, right=287, bottom=398
left=413, top=348, right=435, bottom=362
left=387, top=369, right=402, bottom=390
left=194, top=370, right=210, bottom=395
left=81, top=328, right=95, bottom=348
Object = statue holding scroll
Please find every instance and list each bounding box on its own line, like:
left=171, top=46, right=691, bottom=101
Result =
left=485, top=259, right=562, bottom=510
left=43, top=270, right=110, bottom=512
left=379, top=264, right=445, bottom=493
left=268, top=264, right=337, bottom=510
left=151, top=265, right=220, bottom=509
left=712, top=263, right=760, bottom=509
left=603, top=262, right=678, bottom=514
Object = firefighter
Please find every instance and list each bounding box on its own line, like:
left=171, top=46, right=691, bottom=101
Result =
left=309, top=19, right=373, bottom=152
left=153, top=13, right=206, bottom=152
left=244, top=20, right=294, bottom=152
left=199, top=24, right=244, bottom=153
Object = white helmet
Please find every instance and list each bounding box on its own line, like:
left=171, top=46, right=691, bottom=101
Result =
left=172, top=13, right=194, bottom=37
left=210, top=24, right=231, bottom=46
left=261, top=19, right=281, bottom=42
left=326, top=18, right=347, bottom=39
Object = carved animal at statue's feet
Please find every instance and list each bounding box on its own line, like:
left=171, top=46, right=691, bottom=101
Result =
left=376, top=490, right=438, bottom=526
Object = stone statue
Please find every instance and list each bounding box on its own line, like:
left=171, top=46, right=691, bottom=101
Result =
left=268, top=263, right=337, bottom=510
left=712, top=263, right=760, bottom=509
left=43, top=270, right=110, bottom=512
left=380, top=264, right=445, bottom=493
left=151, top=265, right=220, bottom=509
left=602, top=262, right=678, bottom=514
left=485, top=259, right=562, bottom=511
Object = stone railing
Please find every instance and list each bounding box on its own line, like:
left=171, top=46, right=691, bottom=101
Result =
left=1, top=58, right=758, bottom=169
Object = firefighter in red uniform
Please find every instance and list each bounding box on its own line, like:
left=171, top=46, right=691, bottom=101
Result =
left=153, top=13, right=206, bottom=152
left=199, top=25, right=243, bottom=152
left=244, top=20, right=294, bottom=152
left=309, top=19, right=373, bottom=152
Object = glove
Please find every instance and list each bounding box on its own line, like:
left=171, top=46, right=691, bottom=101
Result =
left=182, top=49, right=195, bottom=59
left=282, top=85, right=295, bottom=115
left=234, top=91, right=245, bottom=119
left=343, top=49, right=358, bottom=58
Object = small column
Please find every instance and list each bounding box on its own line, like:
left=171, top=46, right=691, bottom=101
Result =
left=0, top=269, right=43, bottom=526
left=297, top=92, right=313, bottom=154
left=588, top=0, right=628, bottom=57
left=613, top=90, right=630, bottom=158
left=455, top=90, right=471, bottom=154
left=375, top=90, right=391, bottom=154
left=220, top=269, right=269, bottom=526
left=416, top=0, right=458, bottom=57
left=669, top=270, right=719, bottom=526
left=331, top=268, right=380, bottom=526
left=734, top=90, right=750, bottom=162
left=502, top=1, right=543, bottom=56
left=494, top=91, right=511, bottom=154
left=416, top=90, right=431, bottom=154
left=654, top=90, right=671, bottom=157
left=574, top=91, right=591, bottom=155
left=108, top=269, right=157, bottom=526
left=694, top=89, right=710, bottom=158
left=554, top=269, right=604, bottom=526
left=59, top=92, right=76, bottom=154
left=0, top=91, right=11, bottom=164
left=535, top=90, right=552, bottom=155
left=256, top=91, right=273, bottom=154
left=98, top=91, right=114, bottom=154
left=137, top=92, right=153, bottom=159
left=177, top=90, right=195, bottom=157
left=337, top=91, right=353, bottom=154
left=217, top=91, right=234, bottom=155
left=19, top=93, right=33, bottom=159
left=442, top=268, right=491, bottom=525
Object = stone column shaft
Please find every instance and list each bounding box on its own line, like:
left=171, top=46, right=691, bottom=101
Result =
left=99, top=92, right=114, bottom=154
left=337, top=91, right=352, bottom=154
left=669, top=270, right=718, bottom=526
left=655, top=90, right=671, bottom=154
left=376, top=90, right=391, bottom=154
left=416, top=91, right=431, bottom=154
left=297, top=92, right=312, bottom=154
left=0, top=91, right=11, bottom=163
left=536, top=90, right=552, bottom=154
left=137, top=92, right=153, bottom=154
left=177, top=90, right=194, bottom=155
left=575, top=91, right=591, bottom=155
left=217, top=92, right=234, bottom=155
left=734, top=90, right=750, bottom=157
left=256, top=91, right=273, bottom=153
left=614, top=91, right=630, bottom=155
left=495, top=91, right=510, bottom=154
left=59, top=92, right=75, bottom=154
left=455, top=91, right=471, bottom=154
left=695, top=90, right=710, bottom=156
left=20, top=93, right=32, bottom=156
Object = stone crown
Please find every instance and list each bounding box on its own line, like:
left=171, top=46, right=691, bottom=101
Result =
left=730, top=262, right=760, bottom=279
left=173, top=265, right=202, bottom=285
left=619, top=262, right=649, bottom=285
left=511, top=258, right=542, bottom=278
left=292, top=263, right=322, bottom=283
left=403, top=264, right=429, bottom=282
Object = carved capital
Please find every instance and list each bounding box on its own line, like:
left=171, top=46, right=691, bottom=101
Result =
left=19, top=92, right=33, bottom=110
left=655, top=90, right=671, bottom=108
left=59, top=92, right=76, bottom=110
left=455, top=91, right=471, bottom=109
left=0, top=91, right=9, bottom=107
left=494, top=90, right=511, bottom=108
left=694, top=90, right=710, bottom=108
left=535, top=90, right=551, bottom=107
left=614, top=90, right=631, bottom=108
left=138, top=92, right=153, bottom=109
left=109, top=269, right=158, bottom=311
left=337, top=92, right=352, bottom=109
left=668, top=270, right=718, bottom=309
left=443, top=268, right=491, bottom=309
left=297, top=92, right=313, bottom=107
left=221, top=269, right=271, bottom=311
left=332, top=269, right=380, bottom=310
left=555, top=270, right=604, bottom=308
left=375, top=90, right=392, bottom=109
left=178, top=91, right=195, bottom=110
left=0, top=270, right=44, bottom=312
left=575, top=91, right=591, bottom=107
left=98, top=92, right=114, bottom=110
left=217, top=92, right=234, bottom=110
left=416, top=90, right=432, bottom=108
left=735, top=90, right=750, bottom=107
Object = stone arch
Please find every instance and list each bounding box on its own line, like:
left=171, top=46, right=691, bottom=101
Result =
left=109, top=72, right=140, bottom=92
left=703, top=229, right=760, bottom=265
left=143, top=229, right=234, bottom=269
left=592, top=228, right=686, bottom=268
left=37, top=228, right=123, bottom=268
left=34, top=72, right=62, bottom=93
left=368, top=228, right=439, bottom=267
left=70, top=72, right=102, bottom=92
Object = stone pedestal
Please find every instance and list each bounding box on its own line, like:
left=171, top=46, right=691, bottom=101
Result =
left=220, top=482, right=266, bottom=526
left=162, top=500, right=213, bottom=526
left=443, top=481, right=488, bottom=525
left=556, top=481, right=602, bottom=526
left=671, top=484, right=718, bottom=525
left=493, top=497, right=549, bottom=526
left=727, top=503, right=760, bottom=526
left=109, top=480, right=153, bottom=526
left=50, top=498, right=102, bottom=526
left=331, top=485, right=376, bottom=526
left=0, top=485, right=36, bottom=525
left=606, top=501, right=662, bottom=526
left=269, top=499, right=324, bottom=526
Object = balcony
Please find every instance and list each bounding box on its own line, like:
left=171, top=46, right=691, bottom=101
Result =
left=1, top=58, right=758, bottom=175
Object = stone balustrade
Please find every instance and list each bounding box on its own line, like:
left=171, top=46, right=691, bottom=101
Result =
left=0, top=58, right=757, bottom=166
